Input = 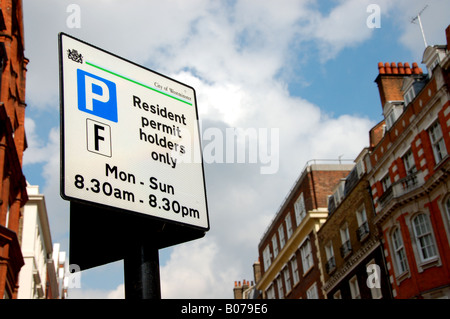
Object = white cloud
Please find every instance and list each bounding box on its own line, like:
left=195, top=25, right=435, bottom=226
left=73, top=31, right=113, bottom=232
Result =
left=161, top=240, right=237, bottom=299
left=68, top=284, right=124, bottom=299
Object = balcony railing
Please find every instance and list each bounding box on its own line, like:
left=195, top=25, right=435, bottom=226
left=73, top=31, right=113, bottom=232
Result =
left=378, top=171, right=425, bottom=209
left=340, top=240, right=352, bottom=258
left=356, top=221, right=370, bottom=241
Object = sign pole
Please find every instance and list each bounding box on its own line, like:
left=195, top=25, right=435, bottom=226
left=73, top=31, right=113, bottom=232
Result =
left=124, top=239, right=161, bottom=299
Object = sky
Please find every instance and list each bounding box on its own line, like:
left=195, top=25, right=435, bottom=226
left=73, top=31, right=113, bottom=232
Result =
left=20, top=0, right=450, bottom=298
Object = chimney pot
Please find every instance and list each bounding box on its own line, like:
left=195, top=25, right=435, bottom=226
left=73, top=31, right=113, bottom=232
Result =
left=391, top=62, right=398, bottom=74
left=398, top=62, right=405, bottom=74
left=404, top=62, right=412, bottom=74
left=378, top=62, right=385, bottom=74
left=385, top=62, right=392, bottom=74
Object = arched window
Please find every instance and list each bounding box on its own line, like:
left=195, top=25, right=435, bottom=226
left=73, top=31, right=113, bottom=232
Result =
left=412, top=213, right=437, bottom=262
left=391, top=227, right=408, bottom=274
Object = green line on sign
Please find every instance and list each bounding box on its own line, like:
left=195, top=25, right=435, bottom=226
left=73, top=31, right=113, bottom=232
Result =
left=85, top=61, right=192, bottom=106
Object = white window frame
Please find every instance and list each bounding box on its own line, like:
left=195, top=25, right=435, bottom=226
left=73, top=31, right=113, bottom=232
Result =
left=278, top=224, right=285, bottom=249
left=285, top=214, right=293, bottom=239
left=263, top=245, right=272, bottom=271
left=356, top=205, right=368, bottom=227
left=391, top=227, right=408, bottom=275
left=381, top=173, right=391, bottom=192
left=290, top=257, right=300, bottom=285
left=325, top=241, right=334, bottom=261
left=412, top=213, right=438, bottom=262
left=324, top=241, right=336, bottom=274
left=428, top=120, right=447, bottom=164
left=266, top=285, right=275, bottom=299
left=349, top=275, right=361, bottom=299
left=402, top=149, right=417, bottom=175
left=306, top=282, right=318, bottom=299
left=276, top=275, right=284, bottom=299
left=300, top=239, right=313, bottom=273
left=340, top=224, right=350, bottom=245
left=272, top=234, right=279, bottom=258
left=283, top=266, right=291, bottom=294
left=294, top=193, right=306, bottom=226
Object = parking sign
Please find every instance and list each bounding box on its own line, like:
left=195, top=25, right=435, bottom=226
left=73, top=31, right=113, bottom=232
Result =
left=59, top=33, right=209, bottom=232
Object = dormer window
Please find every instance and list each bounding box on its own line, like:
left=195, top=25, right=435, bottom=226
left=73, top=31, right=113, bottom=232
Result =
left=404, top=86, right=415, bottom=106
left=422, top=45, right=447, bottom=77
left=384, top=101, right=404, bottom=130
left=402, top=76, right=426, bottom=107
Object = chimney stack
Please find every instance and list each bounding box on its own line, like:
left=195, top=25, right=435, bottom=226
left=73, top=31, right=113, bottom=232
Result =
left=375, top=62, right=423, bottom=108
left=253, top=259, right=261, bottom=284
left=233, top=281, right=243, bottom=299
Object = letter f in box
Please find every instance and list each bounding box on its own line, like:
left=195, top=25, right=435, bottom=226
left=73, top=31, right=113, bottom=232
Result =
left=77, top=69, right=118, bottom=122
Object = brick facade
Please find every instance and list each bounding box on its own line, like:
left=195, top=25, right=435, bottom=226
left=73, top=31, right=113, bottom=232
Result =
left=0, top=0, right=28, bottom=299
left=368, top=26, right=450, bottom=298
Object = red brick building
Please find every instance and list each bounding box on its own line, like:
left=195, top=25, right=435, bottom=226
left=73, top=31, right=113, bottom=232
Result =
left=368, top=25, right=450, bottom=299
left=255, top=161, right=353, bottom=299
left=0, top=0, right=29, bottom=299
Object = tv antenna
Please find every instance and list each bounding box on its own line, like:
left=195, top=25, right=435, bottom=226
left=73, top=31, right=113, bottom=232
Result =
left=411, top=5, right=429, bottom=48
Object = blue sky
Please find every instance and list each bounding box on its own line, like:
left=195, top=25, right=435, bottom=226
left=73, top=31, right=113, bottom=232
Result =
left=20, top=0, right=450, bottom=298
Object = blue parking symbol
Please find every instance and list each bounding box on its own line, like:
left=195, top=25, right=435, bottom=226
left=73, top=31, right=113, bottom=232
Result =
left=77, top=69, right=118, bottom=122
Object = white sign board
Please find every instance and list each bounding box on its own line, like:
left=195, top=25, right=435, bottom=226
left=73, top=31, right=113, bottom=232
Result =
left=59, top=33, right=209, bottom=231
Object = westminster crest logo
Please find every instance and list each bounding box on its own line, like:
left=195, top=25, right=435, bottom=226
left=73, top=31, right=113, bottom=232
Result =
left=67, top=49, right=83, bottom=64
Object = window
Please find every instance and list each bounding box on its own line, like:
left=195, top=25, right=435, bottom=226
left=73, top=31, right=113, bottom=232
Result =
left=325, top=242, right=336, bottom=273
left=349, top=276, right=361, bottom=299
left=290, top=257, right=300, bottom=285
left=276, top=276, right=284, bottom=299
left=381, top=173, right=391, bottom=192
left=356, top=205, right=369, bottom=241
left=294, top=193, right=306, bottom=226
left=272, top=235, right=279, bottom=258
left=306, top=283, right=319, bottom=299
left=404, top=87, right=414, bottom=105
left=384, top=102, right=404, bottom=130
left=403, top=149, right=417, bottom=175
left=391, top=227, right=408, bottom=274
left=412, top=213, right=437, bottom=262
left=263, top=245, right=272, bottom=271
left=300, top=239, right=313, bottom=273
left=278, top=224, right=285, bottom=248
left=285, top=214, right=293, bottom=239
left=283, top=266, right=291, bottom=293
left=340, top=225, right=352, bottom=257
left=266, top=285, right=275, bottom=299
left=428, top=121, right=447, bottom=164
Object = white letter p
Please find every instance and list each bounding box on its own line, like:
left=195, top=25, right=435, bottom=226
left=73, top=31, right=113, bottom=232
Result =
left=85, top=75, right=110, bottom=111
